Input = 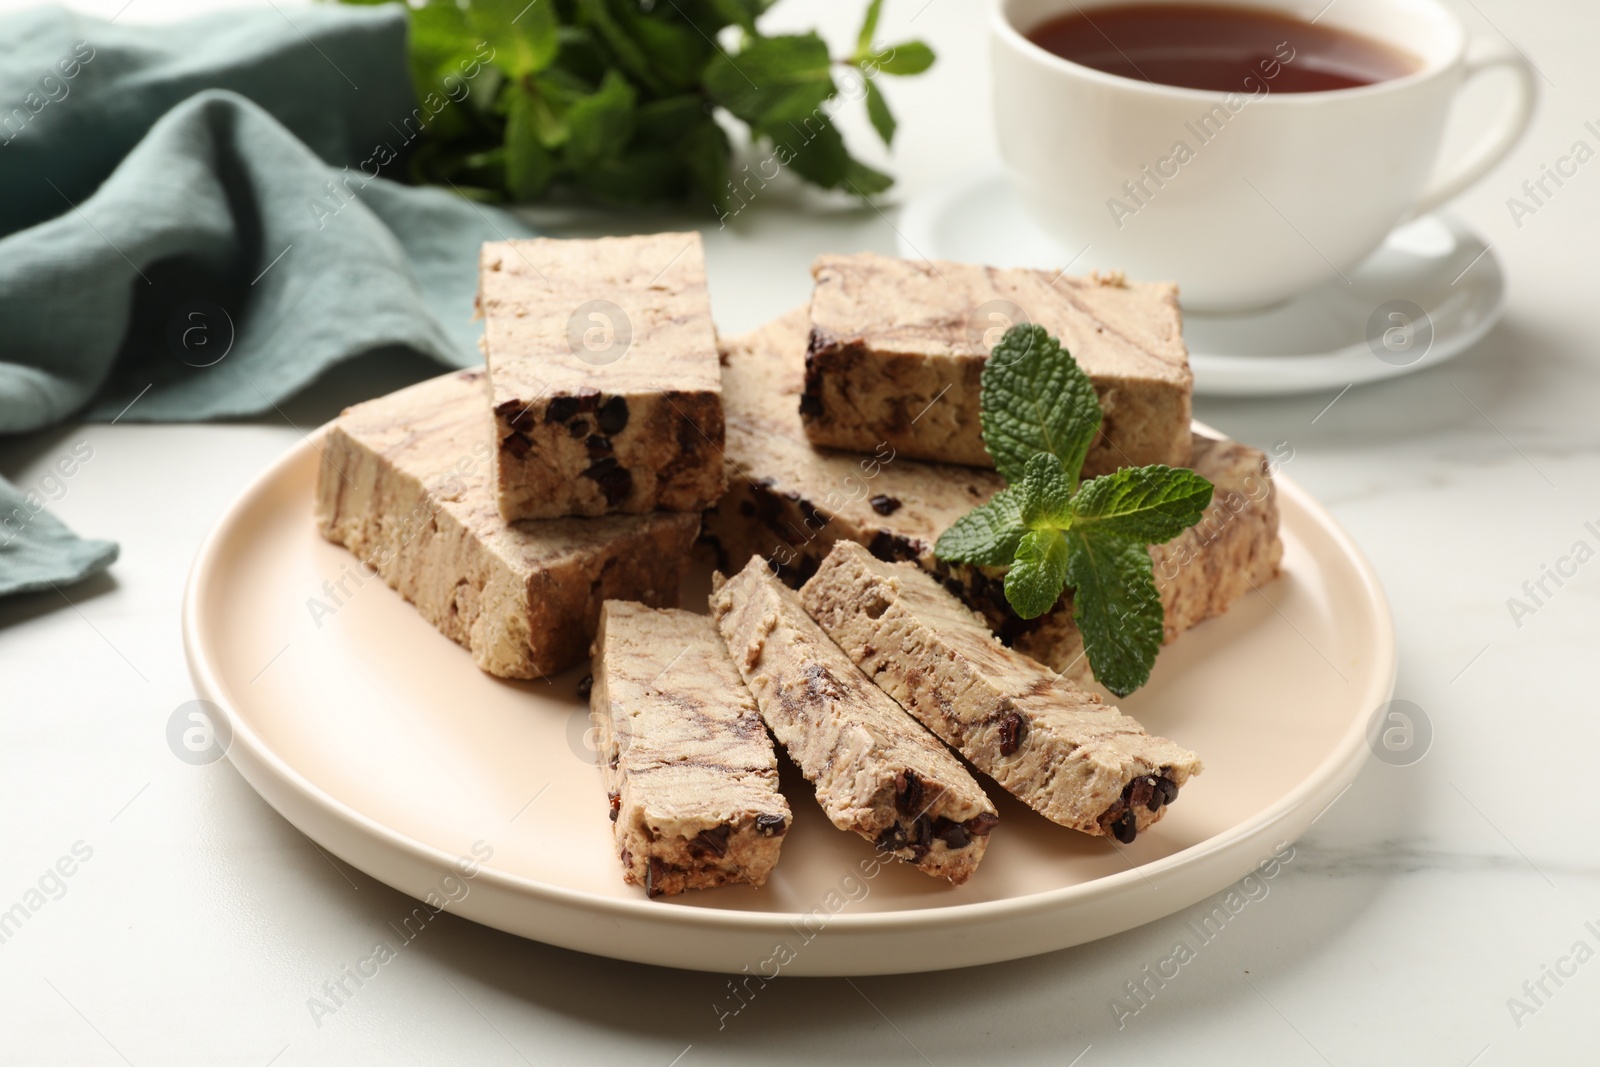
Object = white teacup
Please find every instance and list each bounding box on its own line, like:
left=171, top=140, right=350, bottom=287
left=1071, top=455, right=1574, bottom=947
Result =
left=991, top=0, right=1536, bottom=312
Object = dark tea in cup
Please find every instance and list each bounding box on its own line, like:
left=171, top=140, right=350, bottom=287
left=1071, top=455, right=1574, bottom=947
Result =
left=1027, top=2, right=1420, bottom=93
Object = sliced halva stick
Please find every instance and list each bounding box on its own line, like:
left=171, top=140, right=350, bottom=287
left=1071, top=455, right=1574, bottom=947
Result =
left=314, top=369, right=698, bottom=678
left=590, top=602, right=791, bottom=897
left=803, top=253, right=1192, bottom=475
left=801, top=541, right=1203, bottom=842
left=710, top=558, right=998, bottom=884
left=702, top=309, right=1282, bottom=684
left=479, top=232, right=726, bottom=520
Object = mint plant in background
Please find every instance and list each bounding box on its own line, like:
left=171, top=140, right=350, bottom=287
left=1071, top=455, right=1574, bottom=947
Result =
left=336, top=0, right=935, bottom=212
left=935, top=326, right=1215, bottom=697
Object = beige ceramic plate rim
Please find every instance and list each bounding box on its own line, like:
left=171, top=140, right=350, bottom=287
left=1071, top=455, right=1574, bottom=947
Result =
left=184, top=420, right=1394, bottom=942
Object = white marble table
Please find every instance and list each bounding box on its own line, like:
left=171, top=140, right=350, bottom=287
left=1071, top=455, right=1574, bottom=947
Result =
left=3, top=0, right=1596, bottom=1063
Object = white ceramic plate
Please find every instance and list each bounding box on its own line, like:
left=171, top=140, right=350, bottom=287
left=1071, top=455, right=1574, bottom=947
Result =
left=897, top=167, right=1505, bottom=398
left=183, top=425, right=1394, bottom=976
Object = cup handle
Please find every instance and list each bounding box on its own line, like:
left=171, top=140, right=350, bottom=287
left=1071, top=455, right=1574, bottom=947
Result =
left=1409, top=36, right=1538, bottom=217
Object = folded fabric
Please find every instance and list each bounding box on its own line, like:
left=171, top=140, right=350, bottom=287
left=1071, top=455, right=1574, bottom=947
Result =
left=0, top=4, right=537, bottom=597
left=0, top=470, right=117, bottom=598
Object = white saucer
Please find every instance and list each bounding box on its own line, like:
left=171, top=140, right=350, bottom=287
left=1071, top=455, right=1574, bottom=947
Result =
left=897, top=167, right=1506, bottom=398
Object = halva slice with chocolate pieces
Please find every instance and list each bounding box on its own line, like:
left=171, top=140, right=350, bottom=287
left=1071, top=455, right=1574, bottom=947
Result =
left=803, top=253, right=1192, bottom=475
left=314, top=369, right=699, bottom=679
left=710, top=558, right=999, bottom=884
left=590, top=602, right=791, bottom=898
left=801, top=542, right=1202, bottom=842
left=703, top=309, right=1282, bottom=683
left=479, top=232, right=726, bottom=520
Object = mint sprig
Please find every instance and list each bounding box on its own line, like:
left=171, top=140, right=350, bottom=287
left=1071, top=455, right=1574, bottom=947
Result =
left=934, top=325, right=1214, bottom=696
left=342, top=0, right=936, bottom=211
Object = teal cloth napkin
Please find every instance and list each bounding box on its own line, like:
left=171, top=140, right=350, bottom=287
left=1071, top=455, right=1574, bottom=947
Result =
left=0, top=4, right=535, bottom=597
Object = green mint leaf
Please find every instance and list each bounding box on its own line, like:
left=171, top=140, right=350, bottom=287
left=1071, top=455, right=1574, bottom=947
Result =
left=842, top=155, right=894, bottom=196
left=505, top=90, right=557, bottom=198
left=933, top=486, right=1026, bottom=567
left=865, top=40, right=935, bottom=76
left=469, top=0, right=558, bottom=79
left=678, top=115, right=733, bottom=214
left=1064, top=531, right=1165, bottom=697
left=980, top=324, right=1102, bottom=485
left=762, top=109, right=846, bottom=187
left=499, top=76, right=568, bottom=148
left=1004, top=528, right=1071, bottom=620
left=622, top=11, right=706, bottom=92
left=634, top=95, right=709, bottom=143
left=704, top=33, right=833, bottom=127
left=1018, top=452, right=1074, bottom=529
left=856, top=0, right=884, bottom=57
left=553, top=24, right=608, bottom=83
left=581, top=147, right=683, bottom=205
left=1071, top=465, right=1215, bottom=544
left=575, top=0, right=667, bottom=94
left=688, top=0, right=774, bottom=35
left=432, top=145, right=509, bottom=197
left=706, top=0, right=760, bottom=34
left=405, top=4, right=490, bottom=144
left=864, top=77, right=895, bottom=146
left=563, top=69, right=636, bottom=169
left=409, top=2, right=475, bottom=74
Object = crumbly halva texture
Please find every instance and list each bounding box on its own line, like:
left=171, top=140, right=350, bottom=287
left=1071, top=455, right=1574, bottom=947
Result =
left=479, top=232, right=726, bottom=520
left=709, top=558, right=998, bottom=884
left=802, top=542, right=1203, bottom=841
left=702, top=310, right=1282, bottom=684
left=314, top=370, right=699, bottom=678
left=590, top=602, right=791, bottom=897
left=803, top=253, right=1192, bottom=475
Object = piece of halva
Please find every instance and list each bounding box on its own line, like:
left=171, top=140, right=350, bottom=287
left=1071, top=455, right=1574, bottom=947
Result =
left=590, top=601, right=791, bottom=897
left=710, top=558, right=998, bottom=884
left=802, top=542, right=1202, bottom=842
left=480, top=233, right=726, bottom=519
left=314, top=369, right=698, bottom=678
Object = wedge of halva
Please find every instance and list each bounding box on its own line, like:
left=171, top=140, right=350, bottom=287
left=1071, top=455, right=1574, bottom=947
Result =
left=590, top=601, right=791, bottom=897
left=314, top=369, right=698, bottom=678
left=711, top=558, right=998, bottom=884
left=802, top=542, right=1202, bottom=842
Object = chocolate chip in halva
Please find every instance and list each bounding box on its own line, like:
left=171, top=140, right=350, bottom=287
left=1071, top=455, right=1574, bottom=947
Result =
left=755, top=813, right=788, bottom=837
left=869, top=494, right=902, bottom=516
left=894, top=769, right=925, bottom=816
left=867, top=530, right=918, bottom=564
left=597, top=395, right=630, bottom=435
left=910, top=814, right=934, bottom=856
left=1111, top=808, right=1138, bottom=844
left=545, top=395, right=581, bottom=423
left=691, top=824, right=732, bottom=858
left=582, top=457, right=633, bottom=505
left=933, top=817, right=969, bottom=849
left=964, top=812, right=999, bottom=837
left=1127, top=776, right=1158, bottom=812
left=646, top=857, right=669, bottom=897
left=1156, top=776, right=1179, bottom=806
left=998, top=711, right=1026, bottom=756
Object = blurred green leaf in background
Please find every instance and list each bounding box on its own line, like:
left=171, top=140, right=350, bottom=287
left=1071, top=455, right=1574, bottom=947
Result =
left=333, top=0, right=935, bottom=215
